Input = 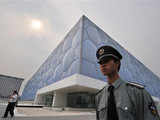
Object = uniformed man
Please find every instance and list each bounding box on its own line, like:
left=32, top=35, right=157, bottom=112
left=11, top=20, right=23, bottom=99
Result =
left=95, top=45, right=160, bottom=120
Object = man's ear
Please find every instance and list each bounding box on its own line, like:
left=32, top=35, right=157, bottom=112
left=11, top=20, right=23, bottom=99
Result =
left=115, top=60, right=120, bottom=66
left=115, top=60, right=120, bottom=70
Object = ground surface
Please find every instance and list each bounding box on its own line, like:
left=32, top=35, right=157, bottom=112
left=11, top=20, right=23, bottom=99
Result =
left=1, top=103, right=160, bottom=120
left=0, top=104, right=96, bottom=120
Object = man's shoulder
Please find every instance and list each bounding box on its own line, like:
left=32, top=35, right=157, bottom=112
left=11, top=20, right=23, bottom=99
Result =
left=126, top=81, right=145, bottom=89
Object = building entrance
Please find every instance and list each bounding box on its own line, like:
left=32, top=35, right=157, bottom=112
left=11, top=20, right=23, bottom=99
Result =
left=67, top=92, right=95, bottom=108
left=44, top=94, right=53, bottom=107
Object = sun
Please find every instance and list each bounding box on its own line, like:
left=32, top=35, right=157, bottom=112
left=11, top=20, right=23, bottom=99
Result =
left=31, top=20, right=42, bottom=30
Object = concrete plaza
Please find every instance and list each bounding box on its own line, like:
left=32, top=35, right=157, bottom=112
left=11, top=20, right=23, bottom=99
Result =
left=0, top=103, right=96, bottom=120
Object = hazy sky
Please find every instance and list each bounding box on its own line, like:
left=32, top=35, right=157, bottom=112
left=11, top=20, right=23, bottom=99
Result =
left=0, top=0, right=160, bottom=80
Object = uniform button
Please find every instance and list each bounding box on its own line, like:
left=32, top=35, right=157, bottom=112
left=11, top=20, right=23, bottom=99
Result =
left=124, top=107, right=128, bottom=110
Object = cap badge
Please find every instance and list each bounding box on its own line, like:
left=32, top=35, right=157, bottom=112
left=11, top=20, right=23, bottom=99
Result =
left=99, top=48, right=104, bottom=55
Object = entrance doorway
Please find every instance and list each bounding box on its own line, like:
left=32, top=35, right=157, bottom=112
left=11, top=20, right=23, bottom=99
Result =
left=67, top=92, right=95, bottom=108
left=44, top=94, right=53, bottom=107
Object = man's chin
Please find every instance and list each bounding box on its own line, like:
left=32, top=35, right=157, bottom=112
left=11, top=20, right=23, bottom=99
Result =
left=102, top=72, right=109, bottom=76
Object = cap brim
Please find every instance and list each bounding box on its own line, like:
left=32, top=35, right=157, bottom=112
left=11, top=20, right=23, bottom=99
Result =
left=99, top=54, right=119, bottom=62
left=98, top=56, right=115, bottom=64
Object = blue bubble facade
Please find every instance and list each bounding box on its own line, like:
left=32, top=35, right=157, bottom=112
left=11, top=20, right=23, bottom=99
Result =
left=21, top=16, right=160, bottom=100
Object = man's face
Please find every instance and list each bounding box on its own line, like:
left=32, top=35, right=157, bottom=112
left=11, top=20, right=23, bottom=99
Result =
left=99, top=58, right=119, bottom=76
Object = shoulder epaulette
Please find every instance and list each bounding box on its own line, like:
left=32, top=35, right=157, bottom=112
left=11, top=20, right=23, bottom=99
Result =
left=95, top=86, right=106, bottom=96
left=126, top=82, right=145, bottom=89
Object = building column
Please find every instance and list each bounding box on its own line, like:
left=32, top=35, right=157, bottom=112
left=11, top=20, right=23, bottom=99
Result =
left=34, top=94, right=45, bottom=105
left=52, top=92, right=67, bottom=107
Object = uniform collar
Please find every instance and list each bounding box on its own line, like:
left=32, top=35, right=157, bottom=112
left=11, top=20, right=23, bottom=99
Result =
left=109, top=77, right=124, bottom=89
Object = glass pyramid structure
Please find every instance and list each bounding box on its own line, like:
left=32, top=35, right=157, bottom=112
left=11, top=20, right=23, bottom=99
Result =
left=21, top=15, right=160, bottom=100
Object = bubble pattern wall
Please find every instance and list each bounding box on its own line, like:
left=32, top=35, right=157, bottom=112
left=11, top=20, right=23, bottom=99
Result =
left=21, top=16, right=160, bottom=100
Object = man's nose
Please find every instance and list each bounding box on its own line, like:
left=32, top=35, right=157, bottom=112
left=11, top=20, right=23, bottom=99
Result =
left=101, top=64, right=107, bottom=67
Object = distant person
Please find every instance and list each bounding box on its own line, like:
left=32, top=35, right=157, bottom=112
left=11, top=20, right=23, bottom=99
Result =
left=2, top=90, right=18, bottom=118
left=95, top=45, right=160, bottom=120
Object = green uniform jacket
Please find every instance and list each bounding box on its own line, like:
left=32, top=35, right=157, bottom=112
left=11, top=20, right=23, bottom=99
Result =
left=95, top=78, right=160, bottom=120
